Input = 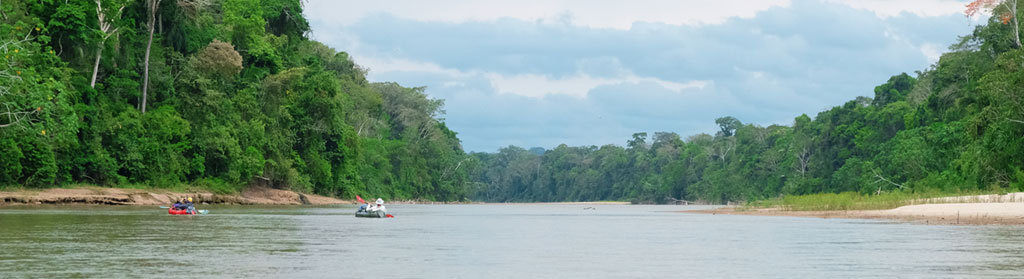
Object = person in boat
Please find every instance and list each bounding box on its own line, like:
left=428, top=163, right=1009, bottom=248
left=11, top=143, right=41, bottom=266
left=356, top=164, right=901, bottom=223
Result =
left=172, top=198, right=188, bottom=210
left=369, top=198, right=386, bottom=212
left=357, top=202, right=369, bottom=212
left=184, top=197, right=195, bottom=214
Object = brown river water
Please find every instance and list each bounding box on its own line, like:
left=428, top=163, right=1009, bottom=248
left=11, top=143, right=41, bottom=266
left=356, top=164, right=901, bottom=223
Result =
left=1, top=204, right=1023, bottom=278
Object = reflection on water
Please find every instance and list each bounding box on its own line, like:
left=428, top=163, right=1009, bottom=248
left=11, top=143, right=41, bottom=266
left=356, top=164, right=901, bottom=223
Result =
left=1, top=204, right=1023, bottom=278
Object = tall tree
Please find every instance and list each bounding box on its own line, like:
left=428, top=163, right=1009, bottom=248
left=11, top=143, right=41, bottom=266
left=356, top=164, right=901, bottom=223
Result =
left=627, top=132, right=647, bottom=150
left=967, top=0, right=1021, bottom=48
left=715, top=116, right=742, bottom=137
left=141, top=0, right=162, bottom=113
left=0, top=33, right=33, bottom=128
left=90, top=0, right=126, bottom=88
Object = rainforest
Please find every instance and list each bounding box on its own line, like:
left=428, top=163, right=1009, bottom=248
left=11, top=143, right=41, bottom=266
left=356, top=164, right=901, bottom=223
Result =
left=2, top=0, right=1024, bottom=205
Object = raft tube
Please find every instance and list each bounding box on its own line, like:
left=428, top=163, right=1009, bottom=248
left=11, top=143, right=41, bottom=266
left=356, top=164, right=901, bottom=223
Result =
left=355, top=210, right=386, bottom=218
left=168, top=208, right=195, bottom=215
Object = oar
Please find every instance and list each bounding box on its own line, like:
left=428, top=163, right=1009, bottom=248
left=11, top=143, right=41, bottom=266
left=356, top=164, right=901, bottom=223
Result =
left=159, top=206, right=170, bottom=209
left=356, top=195, right=366, bottom=204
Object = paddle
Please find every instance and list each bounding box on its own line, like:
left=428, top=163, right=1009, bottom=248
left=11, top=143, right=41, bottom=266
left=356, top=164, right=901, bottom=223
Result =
left=159, top=206, right=170, bottom=209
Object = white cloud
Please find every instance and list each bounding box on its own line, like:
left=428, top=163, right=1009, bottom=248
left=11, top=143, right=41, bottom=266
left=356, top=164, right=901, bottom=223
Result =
left=919, top=43, right=943, bottom=64
left=356, top=55, right=709, bottom=100
left=308, top=0, right=971, bottom=31
left=827, top=0, right=968, bottom=18
left=306, top=0, right=976, bottom=151
left=441, top=81, right=465, bottom=88
left=353, top=56, right=473, bottom=80
left=307, top=0, right=792, bottom=30
left=486, top=73, right=708, bottom=98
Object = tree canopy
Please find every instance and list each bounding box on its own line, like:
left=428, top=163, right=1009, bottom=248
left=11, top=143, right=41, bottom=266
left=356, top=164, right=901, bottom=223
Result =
left=0, top=0, right=470, bottom=201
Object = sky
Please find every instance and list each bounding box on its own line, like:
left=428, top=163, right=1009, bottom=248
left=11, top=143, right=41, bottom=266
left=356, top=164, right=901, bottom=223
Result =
left=305, top=0, right=981, bottom=152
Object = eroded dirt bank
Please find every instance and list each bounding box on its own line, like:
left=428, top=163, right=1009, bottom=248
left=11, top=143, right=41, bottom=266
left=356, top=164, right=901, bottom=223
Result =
left=0, top=186, right=351, bottom=206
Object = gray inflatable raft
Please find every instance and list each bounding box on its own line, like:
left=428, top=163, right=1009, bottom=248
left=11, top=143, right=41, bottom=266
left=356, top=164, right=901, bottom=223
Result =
left=355, top=210, right=386, bottom=218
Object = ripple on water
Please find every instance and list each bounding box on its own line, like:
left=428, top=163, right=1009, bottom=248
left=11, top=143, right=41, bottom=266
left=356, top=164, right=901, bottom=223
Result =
left=2, top=205, right=1024, bottom=278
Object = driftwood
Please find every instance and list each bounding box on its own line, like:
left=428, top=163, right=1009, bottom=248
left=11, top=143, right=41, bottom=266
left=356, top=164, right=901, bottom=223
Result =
left=872, top=169, right=905, bottom=195
left=666, top=196, right=692, bottom=205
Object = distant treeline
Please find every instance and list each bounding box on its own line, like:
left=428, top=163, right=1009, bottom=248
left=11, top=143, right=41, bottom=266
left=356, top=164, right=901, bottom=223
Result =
left=0, top=0, right=471, bottom=201
left=469, top=11, right=1024, bottom=203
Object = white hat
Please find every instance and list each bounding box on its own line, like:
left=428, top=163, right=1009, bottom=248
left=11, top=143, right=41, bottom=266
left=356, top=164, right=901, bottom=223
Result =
left=376, top=198, right=384, bottom=204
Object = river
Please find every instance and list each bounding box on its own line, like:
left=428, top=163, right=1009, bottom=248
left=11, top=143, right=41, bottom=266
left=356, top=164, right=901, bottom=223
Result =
left=1, top=204, right=1023, bottom=278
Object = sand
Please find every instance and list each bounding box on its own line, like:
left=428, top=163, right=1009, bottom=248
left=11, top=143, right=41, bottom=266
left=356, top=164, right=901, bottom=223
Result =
left=687, top=193, right=1024, bottom=225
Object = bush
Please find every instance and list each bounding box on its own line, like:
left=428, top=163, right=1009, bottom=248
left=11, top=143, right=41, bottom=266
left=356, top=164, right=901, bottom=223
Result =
left=18, top=137, right=57, bottom=187
left=0, top=138, right=24, bottom=184
left=194, top=178, right=240, bottom=194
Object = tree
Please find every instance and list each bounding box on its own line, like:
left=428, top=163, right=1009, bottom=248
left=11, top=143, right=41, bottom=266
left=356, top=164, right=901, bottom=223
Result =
left=627, top=132, right=647, bottom=150
left=790, top=135, right=812, bottom=178
left=90, top=0, right=126, bottom=88
left=967, top=0, right=1021, bottom=49
left=141, top=0, right=162, bottom=113
left=872, top=73, right=916, bottom=107
left=191, top=40, right=243, bottom=79
left=712, top=136, right=736, bottom=162
left=715, top=116, right=742, bottom=137
left=0, top=0, right=474, bottom=200
left=1, top=24, right=36, bottom=129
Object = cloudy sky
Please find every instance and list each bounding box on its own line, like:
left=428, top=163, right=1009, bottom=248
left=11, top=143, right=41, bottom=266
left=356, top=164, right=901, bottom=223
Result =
left=306, top=0, right=981, bottom=152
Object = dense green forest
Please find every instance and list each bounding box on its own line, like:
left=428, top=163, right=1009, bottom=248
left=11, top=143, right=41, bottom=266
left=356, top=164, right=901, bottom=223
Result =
left=5, top=1, right=1024, bottom=204
left=470, top=4, right=1024, bottom=203
left=0, top=0, right=471, bottom=200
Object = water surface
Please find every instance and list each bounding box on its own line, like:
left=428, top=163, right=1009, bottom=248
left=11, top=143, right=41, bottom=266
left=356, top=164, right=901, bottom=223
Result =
left=1, top=204, right=1023, bottom=278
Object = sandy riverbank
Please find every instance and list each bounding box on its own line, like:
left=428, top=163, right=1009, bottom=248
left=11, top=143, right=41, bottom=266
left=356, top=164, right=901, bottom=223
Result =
left=0, top=186, right=350, bottom=206
left=484, top=201, right=631, bottom=205
left=688, top=193, right=1024, bottom=225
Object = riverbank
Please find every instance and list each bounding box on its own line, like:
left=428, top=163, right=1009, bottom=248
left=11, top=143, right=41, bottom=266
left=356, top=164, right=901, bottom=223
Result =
left=0, top=186, right=350, bottom=206
left=688, top=192, right=1024, bottom=225
left=486, top=201, right=631, bottom=205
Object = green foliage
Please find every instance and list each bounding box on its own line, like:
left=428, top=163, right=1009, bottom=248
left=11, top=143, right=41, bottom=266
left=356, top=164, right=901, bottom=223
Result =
left=714, top=116, right=742, bottom=137
left=139, top=106, right=191, bottom=186
left=0, top=0, right=472, bottom=201
left=750, top=188, right=1002, bottom=211
left=223, top=0, right=281, bottom=72
left=18, top=136, right=57, bottom=187
left=872, top=73, right=916, bottom=107
left=761, top=191, right=913, bottom=211
left=193, top=177, right=236, bottom=195
left=0, top=138, right=25, bottom=185
left=191, top=40, right=243, bottom=79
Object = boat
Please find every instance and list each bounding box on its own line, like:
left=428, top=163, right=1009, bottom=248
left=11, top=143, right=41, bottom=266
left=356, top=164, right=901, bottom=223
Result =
left=168, top=208, right=194, bottom=215
left=355, top=210, right=387, bottom=218
left=167, top=208, right=209, bottom=215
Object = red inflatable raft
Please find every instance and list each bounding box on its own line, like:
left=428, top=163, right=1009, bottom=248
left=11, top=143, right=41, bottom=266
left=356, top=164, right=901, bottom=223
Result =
left=168, top=208, right=195, bottom=215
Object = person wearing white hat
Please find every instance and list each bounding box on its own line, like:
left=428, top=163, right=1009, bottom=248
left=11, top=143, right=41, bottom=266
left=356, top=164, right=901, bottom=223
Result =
left=370, top=198, right=386, bottom=212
